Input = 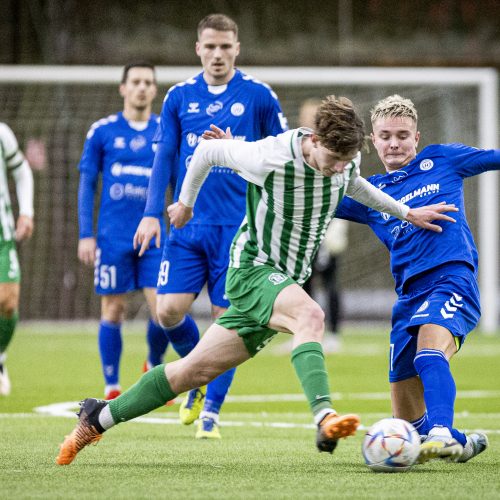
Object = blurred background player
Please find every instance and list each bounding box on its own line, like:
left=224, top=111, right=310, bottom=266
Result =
left=299, top=98, right=348, bottom=353
left=77, top=62, right=169, bottom=401
left=0, top=122, right=34, bottom=396
left=336, top=94, right=498, bottom=463
left=134, top=14, right=288, bottom=439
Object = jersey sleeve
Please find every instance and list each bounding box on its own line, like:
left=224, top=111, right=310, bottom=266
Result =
left=335, top=196, right=370, bottom=224
left=0, top=123, right=25, bottom=170
left=440, top=143, right=500, bottom=177
left=178, top=139, right=273, bottom=208
left=346, top=175, right=409, bottom=220
left=145, top=90, right=181, bottom=217
left=259, top=86, right=288, bottom=136
left=78, top=125, right=103, bottom=176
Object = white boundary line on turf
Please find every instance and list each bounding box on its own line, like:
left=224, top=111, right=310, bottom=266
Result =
left=2, top=405, right=500, bottom=435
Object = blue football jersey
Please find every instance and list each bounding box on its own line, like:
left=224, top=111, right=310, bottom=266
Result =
left=78, top=112, right=165, bottom=242
left=335, top=144, right=500, bottom=294
left=153, top=69, right=288, bottom=225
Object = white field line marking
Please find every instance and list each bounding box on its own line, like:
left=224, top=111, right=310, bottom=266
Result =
left=2, top=407, right=500, bottom=435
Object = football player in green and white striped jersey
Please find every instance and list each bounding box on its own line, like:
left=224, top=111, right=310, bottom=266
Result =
left=56, top=96, right=457, bottom=464
left=0, top=123, right=34, bottom=396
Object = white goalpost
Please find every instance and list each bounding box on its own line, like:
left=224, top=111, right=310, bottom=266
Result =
left=0, top=65, right=497, bottom=330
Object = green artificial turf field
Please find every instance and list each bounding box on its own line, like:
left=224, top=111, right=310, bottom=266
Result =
left=1, top=322, right=499, bottom=499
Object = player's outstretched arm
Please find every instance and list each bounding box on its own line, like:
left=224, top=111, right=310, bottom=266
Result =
left=133, top=216, right=161, bottom=257
left=405, top=202, right=458, bottom=233
left=167, top=201, right=193, bottom=229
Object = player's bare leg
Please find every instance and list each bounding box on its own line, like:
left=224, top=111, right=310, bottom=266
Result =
left=269, top=284, right=360, bottom=453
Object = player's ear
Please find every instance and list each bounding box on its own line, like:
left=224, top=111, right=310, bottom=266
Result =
left=415, top=130, right=420, bottom=146
left=370, top=132, right=376, bottom=144
left=235, top=41, right=240, bottom=57
left=119, top=83, right=126, bottom=98
left=195, top=41, right=201, bottom=57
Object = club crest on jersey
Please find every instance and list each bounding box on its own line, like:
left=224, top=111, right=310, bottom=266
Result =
left=268, top=273, right=287, bottom=285
left=390, top=170, right=408, bottom=183
left=130, top=135, right=147, bottom=152
left=188, top=102, right=200, bottom=113
left=420, top=159, right=434, bottom=171
left=206, top=101, right=223, bottom=117
left=186, top=133, right=198, bottom=148
left=113, top=137, right=126, bottom=149
left=109, top=183, right=125, bottom=200
left=231, top=103, right=245, bottom=116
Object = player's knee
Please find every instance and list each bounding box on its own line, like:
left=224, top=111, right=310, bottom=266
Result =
left=297, top=302, right=325, bottom=337
left=157, top=302, right=187, bottom=327
left=101, top=300, right=125, bottom=323
left=0, top=298, right=18, bottom=318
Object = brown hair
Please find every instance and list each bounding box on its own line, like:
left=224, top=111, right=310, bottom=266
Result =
left=314, top=95, right=366, bottom=155
left=197, top=14, right=238, bottom=39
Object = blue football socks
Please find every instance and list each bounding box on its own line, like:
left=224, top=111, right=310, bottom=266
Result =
left=163, top=315, right=200, bottom=358
left=98, top=320, right=122, bottom=385
left=414, top=349, right=455, bottom=430
left=146, top=319, right=169, bottom=367
left=204, top=367, right=237, bottom=415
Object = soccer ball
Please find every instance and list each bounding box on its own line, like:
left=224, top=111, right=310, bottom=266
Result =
left=362, top=418, right=420, bottom=472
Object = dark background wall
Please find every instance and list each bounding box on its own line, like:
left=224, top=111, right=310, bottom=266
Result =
left=2, top=0, right=499, bottom=67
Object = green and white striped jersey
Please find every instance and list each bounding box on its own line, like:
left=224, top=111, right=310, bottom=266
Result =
left=180, top=128, right=408, bottom=284
left=0, top=123, right=25, bottom=242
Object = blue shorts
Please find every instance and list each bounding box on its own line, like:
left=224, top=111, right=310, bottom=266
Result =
left=389, top=263, right=480, bottom=383
left=95, top=236, right=163, bottom=295
left=156, top=224, right=240, bottom=308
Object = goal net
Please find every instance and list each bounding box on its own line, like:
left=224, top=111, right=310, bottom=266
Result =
left=0, top=66, right=497, bottom=330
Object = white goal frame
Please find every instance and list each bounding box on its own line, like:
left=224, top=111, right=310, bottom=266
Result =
left=0, top=65, right=498, bottom=332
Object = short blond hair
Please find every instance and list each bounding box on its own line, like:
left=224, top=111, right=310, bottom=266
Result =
left=370, top=94, right=418, bottom=125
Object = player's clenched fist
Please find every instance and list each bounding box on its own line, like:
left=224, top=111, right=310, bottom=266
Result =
left=167, top=201, right=193, bottom=229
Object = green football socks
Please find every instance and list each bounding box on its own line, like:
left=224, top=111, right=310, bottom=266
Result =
left=0, top=313, right=18, bottom=354
left=108, top=365, right=176, bottom=423
left=291, top=341, right=332, bottom=416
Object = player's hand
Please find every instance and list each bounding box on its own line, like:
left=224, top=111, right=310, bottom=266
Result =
left=405, top=202, right=459, bottom=233
left=133, top=216, right=161, bottom=257
left=15, top=215, right=34, bottom=241
left=78, top=237, right=97, bottom=266
left=202, top=124, right=233, bottom=141
left=167, top=201, right=193, bottom=229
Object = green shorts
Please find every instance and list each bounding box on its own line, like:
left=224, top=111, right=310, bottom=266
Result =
left=0, top=240, right=20, bottom=283
left=216, top=265, right=295, bottom=356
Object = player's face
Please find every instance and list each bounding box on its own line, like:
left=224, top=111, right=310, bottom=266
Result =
left=196, top=29, right=240, bottom=85
left=308, top=137, right=358, bottom=177
left=119, top=67, right=157, bottom=111
left=371, top=116, right=420, bottom=172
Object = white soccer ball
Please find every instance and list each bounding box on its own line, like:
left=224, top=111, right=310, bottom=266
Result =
left=362, top=418, right=420, bottom=472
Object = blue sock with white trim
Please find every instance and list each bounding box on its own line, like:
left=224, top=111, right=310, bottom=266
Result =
left=98, top=320, right=122, bottom=385
left=414, top=349, right=455, bottom=431
left=410, top=413, right=430, bottom=435
left=163, top=315, right=199, bottom=358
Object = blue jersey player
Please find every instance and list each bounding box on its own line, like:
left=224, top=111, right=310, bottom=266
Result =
left=336, top=94, right=499, bottom=464
left=78, top=63, right=169, bottom=400
left=134, top=14, right=288, bottom=438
